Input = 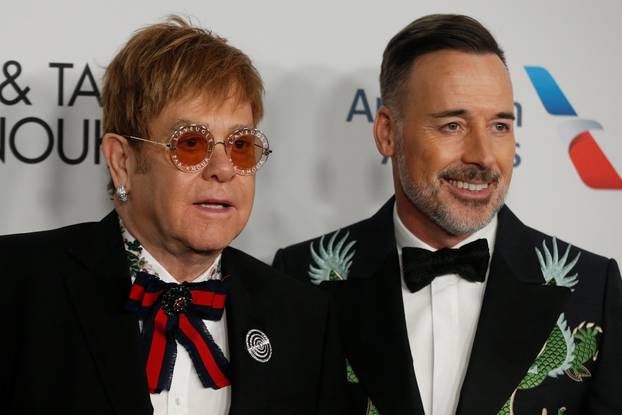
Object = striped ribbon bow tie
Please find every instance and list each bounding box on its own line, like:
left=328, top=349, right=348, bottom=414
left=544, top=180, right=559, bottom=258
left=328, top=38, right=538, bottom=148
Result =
left=126, top=272, right=231, bottom=393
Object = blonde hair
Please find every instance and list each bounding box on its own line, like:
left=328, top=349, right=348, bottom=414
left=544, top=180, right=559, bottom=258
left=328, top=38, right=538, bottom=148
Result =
left=102, top=15, right=264, bottom=192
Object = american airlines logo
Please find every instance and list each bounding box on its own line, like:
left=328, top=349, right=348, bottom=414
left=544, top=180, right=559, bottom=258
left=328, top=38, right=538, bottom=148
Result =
left=525, top=66, right=622, bottom=190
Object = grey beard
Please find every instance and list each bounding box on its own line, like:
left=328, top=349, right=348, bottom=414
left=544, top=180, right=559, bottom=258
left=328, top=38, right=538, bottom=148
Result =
left=395, top=142, right=505, bottom=236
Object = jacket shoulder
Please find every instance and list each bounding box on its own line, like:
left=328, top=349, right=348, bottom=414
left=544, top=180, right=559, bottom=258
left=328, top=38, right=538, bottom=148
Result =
left=277, top=218, right=366, bottom=260
left=522, top=224, right=612, bottom=269
left=516, top=221, right=616, bottom=307
left=500, top=205, right=613, bottom=273
left=272, top=217, right=369, bottom=282
left=225, top=246, right=330, bottom=306
left=273, top=198, right=396, bottom=284
left=0, top=221, right=98, bottom=262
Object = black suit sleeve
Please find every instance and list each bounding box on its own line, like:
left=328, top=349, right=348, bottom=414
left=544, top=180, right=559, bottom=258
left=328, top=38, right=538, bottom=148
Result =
left=584, top=259, right=622, bottom=414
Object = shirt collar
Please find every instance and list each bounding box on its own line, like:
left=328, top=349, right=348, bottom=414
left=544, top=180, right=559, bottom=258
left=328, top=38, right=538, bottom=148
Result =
left=120, top=219, right=222, bottom=283
left=393, top=204, right=498, bottom=259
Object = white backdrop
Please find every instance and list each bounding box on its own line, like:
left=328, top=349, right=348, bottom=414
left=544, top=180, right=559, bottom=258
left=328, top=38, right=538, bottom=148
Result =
left=1, top=0, right=620, bottom=266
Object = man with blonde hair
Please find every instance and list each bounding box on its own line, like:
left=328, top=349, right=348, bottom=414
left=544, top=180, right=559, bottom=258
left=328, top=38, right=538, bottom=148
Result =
left=1, top=17, right=345, bottom=414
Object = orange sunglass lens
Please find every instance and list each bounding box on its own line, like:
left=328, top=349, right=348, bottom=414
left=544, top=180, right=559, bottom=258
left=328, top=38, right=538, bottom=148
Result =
left=229, top=134, right=260, bottom=169
left=175, top=132, right=209, bottom=166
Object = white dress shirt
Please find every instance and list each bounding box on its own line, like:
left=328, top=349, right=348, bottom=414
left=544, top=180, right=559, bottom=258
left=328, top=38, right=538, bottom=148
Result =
left=394, top=206, right=497, bottom=415
left=123, top=227, right=231, bottom=415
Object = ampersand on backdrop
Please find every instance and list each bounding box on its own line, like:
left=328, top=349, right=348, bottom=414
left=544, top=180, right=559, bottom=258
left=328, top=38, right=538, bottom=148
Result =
left=0, top=60, right=32, bottom=106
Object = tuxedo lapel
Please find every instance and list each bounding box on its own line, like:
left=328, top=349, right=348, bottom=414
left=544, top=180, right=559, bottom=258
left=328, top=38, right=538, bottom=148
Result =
left=456, top=207, right=571, bottom=415
left=325, top=249, right=425, bottom=414
left=63, top=212, right=152, bottom=415
left=321, top=197, right=424, bottom=413
left=346, top=198, right=396, bottom=281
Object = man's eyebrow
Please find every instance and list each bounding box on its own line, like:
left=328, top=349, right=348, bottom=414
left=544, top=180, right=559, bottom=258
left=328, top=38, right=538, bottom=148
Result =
left=496, top=112, right=516, bottom=120
left=428, top=109, right=516, bottom=120
left=230, top=123, right=253, bottom=131
left=169, top=120, right=253, bottom=132
left=429, top=109, right=467, bottom=118
left=168, top=119, right=194, bottom=131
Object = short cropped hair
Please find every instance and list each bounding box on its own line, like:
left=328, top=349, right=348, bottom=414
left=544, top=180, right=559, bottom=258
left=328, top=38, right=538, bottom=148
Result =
left=102, top=15, right=264, bottom=193
left=380, top=14, right=506, bottom=115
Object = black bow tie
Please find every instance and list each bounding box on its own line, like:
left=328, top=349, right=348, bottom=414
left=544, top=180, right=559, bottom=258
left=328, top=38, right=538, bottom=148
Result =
left=402, top=238, right=490, bottom=293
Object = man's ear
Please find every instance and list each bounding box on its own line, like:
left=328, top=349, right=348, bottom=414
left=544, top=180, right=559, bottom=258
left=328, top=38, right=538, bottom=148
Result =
left=374, top=105, right=398, bottom=157
left=102, top=133, right=133, bottom=192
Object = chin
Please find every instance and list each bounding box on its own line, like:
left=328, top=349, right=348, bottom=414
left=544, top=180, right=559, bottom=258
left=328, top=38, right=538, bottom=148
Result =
left=183, top=231, right=234, bottom=253
left=188, top=240, right=230, bottom=254
left=458, top=204, right=495, bottom=220
left=184, top=218, right=246, bottom=248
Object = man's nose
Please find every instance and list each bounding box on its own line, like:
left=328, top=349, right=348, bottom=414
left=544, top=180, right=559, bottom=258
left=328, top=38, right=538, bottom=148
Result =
left=202, top=141, right=236, bottom=182
left=462, top=126, right=496, bottom=169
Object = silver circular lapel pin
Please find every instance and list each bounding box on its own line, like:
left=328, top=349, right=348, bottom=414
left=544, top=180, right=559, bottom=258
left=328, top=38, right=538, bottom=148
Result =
left=245, top=329, right=272, bottom=363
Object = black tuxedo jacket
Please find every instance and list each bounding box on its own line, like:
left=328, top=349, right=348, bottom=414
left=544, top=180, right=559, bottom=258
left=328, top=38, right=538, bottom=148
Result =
left=0, top=212, right=346, bottom=415
left=273, top=198, right=622, bottom=415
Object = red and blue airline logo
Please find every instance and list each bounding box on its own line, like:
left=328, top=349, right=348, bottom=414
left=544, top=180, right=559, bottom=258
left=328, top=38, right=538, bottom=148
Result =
left=525, top=66, right=622, bottom=190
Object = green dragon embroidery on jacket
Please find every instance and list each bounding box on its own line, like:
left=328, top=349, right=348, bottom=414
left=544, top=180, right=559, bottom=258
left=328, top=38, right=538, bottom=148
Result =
left=346, top=361, right=379, bottom=415
left=497, top=238, right=602, bottom=415
left=308, top=230, right=357, bottom=285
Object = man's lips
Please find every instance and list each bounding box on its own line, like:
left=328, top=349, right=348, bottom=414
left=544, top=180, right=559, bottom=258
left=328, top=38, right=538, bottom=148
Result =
left=446, top=179, right=490, bottom=192
left=193, top=199, right=234, bottom=210
left=443, top=178, right=495, bottom=198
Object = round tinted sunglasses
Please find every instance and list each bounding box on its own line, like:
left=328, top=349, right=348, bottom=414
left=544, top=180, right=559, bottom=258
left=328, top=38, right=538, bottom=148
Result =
left=123, top=123, right=272, bottom=175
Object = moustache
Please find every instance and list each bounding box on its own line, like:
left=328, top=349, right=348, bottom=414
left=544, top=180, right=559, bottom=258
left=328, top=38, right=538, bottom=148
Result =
left=440, top=165, right=501, bottom=184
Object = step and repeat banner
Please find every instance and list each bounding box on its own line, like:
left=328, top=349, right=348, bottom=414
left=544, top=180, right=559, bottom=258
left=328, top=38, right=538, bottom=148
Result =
left=1, top=0, right=620, bottom=265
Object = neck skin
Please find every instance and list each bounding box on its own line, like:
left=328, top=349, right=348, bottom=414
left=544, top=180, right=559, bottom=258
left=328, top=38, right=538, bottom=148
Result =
left=394, top=182, right=471, bottom=250
left=118, top=209, right=219, bottom=283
